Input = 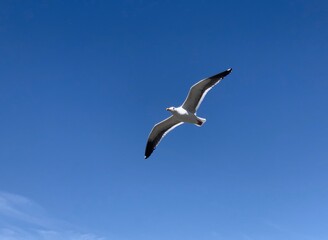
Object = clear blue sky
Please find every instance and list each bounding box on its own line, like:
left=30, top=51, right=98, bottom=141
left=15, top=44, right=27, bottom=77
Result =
left=1, top=1, right=328, bottom=239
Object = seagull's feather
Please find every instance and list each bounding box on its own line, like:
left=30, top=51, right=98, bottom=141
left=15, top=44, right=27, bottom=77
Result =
left=145, top=116, right=183, bottom=159
left=182, top=68, right=232, bottom=113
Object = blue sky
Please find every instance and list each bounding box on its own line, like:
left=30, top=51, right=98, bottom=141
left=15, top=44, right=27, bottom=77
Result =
left=1, top=0, right=328, bottom=239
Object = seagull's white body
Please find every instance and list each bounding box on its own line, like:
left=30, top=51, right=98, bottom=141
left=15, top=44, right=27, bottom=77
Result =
left=145, top=68, right=232, bottom=159
left=168, top=107, right=205, bottom=126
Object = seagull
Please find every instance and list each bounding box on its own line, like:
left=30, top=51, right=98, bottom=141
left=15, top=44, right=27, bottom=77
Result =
left=145, top=68, right=232, bottom=159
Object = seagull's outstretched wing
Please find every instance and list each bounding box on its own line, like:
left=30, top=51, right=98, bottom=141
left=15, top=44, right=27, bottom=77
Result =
left=145, top=116, right=183, bottom=159
left=182, top=68, right=232, bottom=113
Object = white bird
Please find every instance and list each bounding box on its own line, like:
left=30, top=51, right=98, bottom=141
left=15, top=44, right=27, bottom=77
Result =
left=145, top=68, right=232, bottom=159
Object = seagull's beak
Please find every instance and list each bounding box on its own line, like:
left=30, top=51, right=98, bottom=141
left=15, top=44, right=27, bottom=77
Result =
left=166, top=108, right=169, bottom=111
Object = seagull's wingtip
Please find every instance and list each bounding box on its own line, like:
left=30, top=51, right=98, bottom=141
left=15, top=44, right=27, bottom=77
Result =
left=218, top=68, right=232, bottom=79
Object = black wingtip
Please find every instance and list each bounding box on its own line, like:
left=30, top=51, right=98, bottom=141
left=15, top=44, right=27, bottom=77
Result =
left=209, top=68, right=232, bottom=80
left=144, top=142, right=154, bottom=159
left=222, top=68, right=232, bottom=77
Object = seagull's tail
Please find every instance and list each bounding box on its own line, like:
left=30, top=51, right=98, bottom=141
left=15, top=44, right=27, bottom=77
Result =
left=195, top=117, right=206, bottom=127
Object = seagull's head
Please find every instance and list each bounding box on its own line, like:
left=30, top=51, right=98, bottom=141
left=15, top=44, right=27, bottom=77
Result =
left=166, top=107, right=175, bottom=112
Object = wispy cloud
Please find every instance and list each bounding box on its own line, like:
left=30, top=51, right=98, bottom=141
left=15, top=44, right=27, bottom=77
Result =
left=0, top=227, right=105, bottom=240
left=0, top=192, right=50, bottom=228
left=0, top=191, right=105, bottom=240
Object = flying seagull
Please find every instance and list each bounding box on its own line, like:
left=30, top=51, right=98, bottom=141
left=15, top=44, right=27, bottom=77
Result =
left=145, top=68, right=232, bottom=159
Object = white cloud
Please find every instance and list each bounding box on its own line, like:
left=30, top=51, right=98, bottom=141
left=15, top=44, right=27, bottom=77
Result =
left=0, top=192, right=49, bottom=228
left=0, top=191, right=106, bottom=240
left=0, top=227, right=105, bottom=240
